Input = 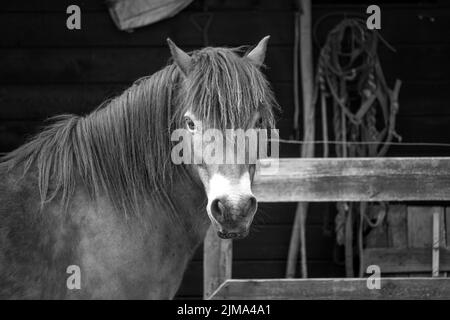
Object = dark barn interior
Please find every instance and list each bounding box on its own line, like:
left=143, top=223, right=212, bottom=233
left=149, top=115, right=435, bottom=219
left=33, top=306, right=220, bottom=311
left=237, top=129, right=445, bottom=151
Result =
left=1, top=0, right=449, bottom=299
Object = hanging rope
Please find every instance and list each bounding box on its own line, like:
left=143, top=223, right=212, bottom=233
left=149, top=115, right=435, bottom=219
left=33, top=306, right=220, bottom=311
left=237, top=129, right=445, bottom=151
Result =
left=313, top=17, right=401, bottom=277
left=315, top=18, right=401, bottom=157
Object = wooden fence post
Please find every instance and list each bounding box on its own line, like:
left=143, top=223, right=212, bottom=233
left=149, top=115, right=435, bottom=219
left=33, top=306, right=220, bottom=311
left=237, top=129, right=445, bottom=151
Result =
left=432, top=211, right=440, bottom=277
left=203, top=226, right=232, bottom=299
left=287, top=0, right=314, bottom=279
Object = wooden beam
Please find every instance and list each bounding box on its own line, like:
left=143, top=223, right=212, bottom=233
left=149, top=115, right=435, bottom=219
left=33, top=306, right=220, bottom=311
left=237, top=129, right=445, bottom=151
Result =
left=446, top=207, right=450, bottom=248
left=203, top=227, right=232, bottom=299
left=433, top=212, right=441, bottom=277
left=407, top=206, right=445, bottom=248
left=363, top=248, right=450, bottom=273
left=254, top=157, right=450, bottom=202
left=387, top=205, right=407, bottom=248
left=286, top=0, right=314, bottom=280
left=210, top=278, right=450, bottom=300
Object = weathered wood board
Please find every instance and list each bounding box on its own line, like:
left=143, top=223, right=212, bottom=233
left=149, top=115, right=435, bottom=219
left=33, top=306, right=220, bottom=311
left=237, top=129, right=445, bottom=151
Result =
left=407, top=206, right=445, bottom=248
left=387, top=204, right=408, bottom=248
left=253, top=158, right=450, bottom=202
left=364, top=206, right=448, bottom=276
left=203, top=227, right=232, bottom=299
left=1, top=46, right=449, bottom=84
left=2, top=8, right=450, bottom=46
left=2, top=83, right=449, bottom=122
left=210, top=278, right=450, bottom=300
left=364, top=248, right=450, bottom=273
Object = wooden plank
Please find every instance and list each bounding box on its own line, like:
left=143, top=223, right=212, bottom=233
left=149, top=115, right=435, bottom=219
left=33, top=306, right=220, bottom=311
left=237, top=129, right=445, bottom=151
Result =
left=4, top=83, right=450, bottom=122
left=388, top=45, right=450, bottom=82
left=364, top=224, right=388, bottom=248
left=0, top=48, right=171, bottom=85
left=364, top=205, right=389, bottom=248
left=210, top=278, right=450, bottom=300
left=2, top=8, right=450, bottom=46
left=203, top=226, right=232, bottom=299
left=447, top=207, right=450, bottom=248
left=432, top=212, right=440, bottom=276
left=0, top=47, right=291, bottom=84
left=2, top=0, right=294, bottom=12
left=0, top=12, right=293, bottom=48
left=364, top=205, right=406, bottom=278
left=363, top=248, right=450, bottom=273
left=407, top=206, right=445, bottom=248
left=286, top=0, right=314, bottom=279
left=2, top=0, right=107, bottom=12
left=253, top=158, right=450, bottom=202
left=407, top=207, right=445, bottom=276
left=273, top=83, right=450, bottom=117
left=313, top=7, right=450, bottom=45
left=387, top=205, right=408, bottom=248
left=1, top=45, right=450, bottom=84
left=0, top=83, right=290, bottom=120
left=177, top=260, right=344, bottom=298
left=0, top=85, right=127, bottom=120
left=4, top=2, right=447, bottom=13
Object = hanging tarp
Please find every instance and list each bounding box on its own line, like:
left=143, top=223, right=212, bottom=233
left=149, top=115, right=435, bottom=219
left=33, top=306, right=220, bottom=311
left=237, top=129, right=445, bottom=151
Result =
left=108, top=0, right=194, bottom=31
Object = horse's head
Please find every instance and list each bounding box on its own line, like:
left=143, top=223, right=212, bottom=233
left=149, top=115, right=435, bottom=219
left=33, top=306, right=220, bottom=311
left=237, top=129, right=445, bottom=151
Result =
left=168, top=37, right=277, bottom=239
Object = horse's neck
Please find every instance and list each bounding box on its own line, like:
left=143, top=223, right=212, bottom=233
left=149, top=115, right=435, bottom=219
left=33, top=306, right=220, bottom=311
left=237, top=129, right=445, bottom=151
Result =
left=169, top=170, right=210, bottom=250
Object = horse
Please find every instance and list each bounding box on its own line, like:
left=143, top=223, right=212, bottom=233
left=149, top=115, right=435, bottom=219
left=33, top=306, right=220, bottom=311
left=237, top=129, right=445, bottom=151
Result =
left=0, top=36, right=278, bottom=299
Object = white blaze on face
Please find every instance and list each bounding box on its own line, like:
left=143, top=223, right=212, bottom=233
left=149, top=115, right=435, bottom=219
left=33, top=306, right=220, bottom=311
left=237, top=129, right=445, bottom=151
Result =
left=206, top=171, right=253, bottom=221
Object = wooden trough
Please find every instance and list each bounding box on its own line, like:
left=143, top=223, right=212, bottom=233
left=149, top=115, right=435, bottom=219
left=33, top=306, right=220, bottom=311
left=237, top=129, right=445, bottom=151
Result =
left=204, top=157, right=450, bottom=299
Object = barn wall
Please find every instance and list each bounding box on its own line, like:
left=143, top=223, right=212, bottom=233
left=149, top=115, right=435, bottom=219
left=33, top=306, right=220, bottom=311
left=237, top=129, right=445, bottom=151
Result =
left=1, top=0, right=449, bottom=299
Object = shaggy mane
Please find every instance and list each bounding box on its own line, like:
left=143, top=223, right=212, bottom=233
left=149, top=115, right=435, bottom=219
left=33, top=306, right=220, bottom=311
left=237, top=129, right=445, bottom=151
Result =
left=1, top=46, right=278, bottom=217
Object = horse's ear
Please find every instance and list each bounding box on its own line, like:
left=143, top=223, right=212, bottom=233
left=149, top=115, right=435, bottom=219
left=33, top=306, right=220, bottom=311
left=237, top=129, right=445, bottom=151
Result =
left=167, top=38, right=192, bottom=76
left=246, top=35, right=270, bottom=67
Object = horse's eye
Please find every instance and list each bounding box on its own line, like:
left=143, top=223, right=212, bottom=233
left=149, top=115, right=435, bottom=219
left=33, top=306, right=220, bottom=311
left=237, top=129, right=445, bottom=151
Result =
left=185, top=117, right=196, bottom=132
left=255, top=117, right=263, bottom=128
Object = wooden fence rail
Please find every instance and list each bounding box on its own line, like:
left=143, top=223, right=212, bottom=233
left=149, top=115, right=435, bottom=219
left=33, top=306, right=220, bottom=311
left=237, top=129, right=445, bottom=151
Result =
left=253, top=157, right=450, bottom=202
left=210, top=278, right=450, bottom=300
left=204, top=157, right=450, bottom=299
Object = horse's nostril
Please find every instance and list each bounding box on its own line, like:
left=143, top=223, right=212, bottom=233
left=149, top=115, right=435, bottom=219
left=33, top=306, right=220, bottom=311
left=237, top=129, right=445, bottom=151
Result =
left=211, top=198, right=225, bottom=220
left=245, top=196, right=257, bottom=214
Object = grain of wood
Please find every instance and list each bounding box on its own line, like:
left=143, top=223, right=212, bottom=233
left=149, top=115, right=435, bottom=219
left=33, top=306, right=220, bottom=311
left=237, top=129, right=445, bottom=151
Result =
left=407, top=207, right=445, bottom=248
left=210, top=278, right=450, bottom=300
left=0, top=48, right=291, bottom=84
left=446, top=207, right=450, bottom=249
left=364, top=205, right=389, bottom=248
left=2, top=8, right=450, bottom=45
left=286, top=0, right=314, bottom=280
left=203, top=227, right=232, bottom=299
left=407, top=207, right=445, bottom=277
left=387, top=205, right=408, bottom=248
left=254, top=158, right=450, bottom=202
left=2, top=46, right=450, bottom=84
left=363, top=248, right=450, bottom=273
left=432, top=212, right=440, bottom=277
